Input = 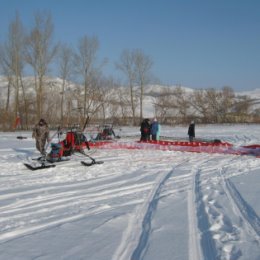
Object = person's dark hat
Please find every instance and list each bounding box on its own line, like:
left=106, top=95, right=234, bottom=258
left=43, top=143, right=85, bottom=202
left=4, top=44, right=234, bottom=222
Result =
left=39, top=118, right=46, bottom=125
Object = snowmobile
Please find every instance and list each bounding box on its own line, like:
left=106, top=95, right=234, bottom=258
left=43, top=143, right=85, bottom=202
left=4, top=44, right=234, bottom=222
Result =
left=94, top=124, right=120, bottom=141
left=24, top=119, right=104, bottom=170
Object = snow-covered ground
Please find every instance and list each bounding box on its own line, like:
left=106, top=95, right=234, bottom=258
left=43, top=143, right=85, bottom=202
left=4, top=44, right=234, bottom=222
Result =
left=0, top=124, right=260, bottom=260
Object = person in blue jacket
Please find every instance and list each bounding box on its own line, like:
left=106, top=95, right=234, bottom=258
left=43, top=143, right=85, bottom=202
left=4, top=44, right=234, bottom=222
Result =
left=151, top=118, right=159, bottom=141
left=156, top=123, right=161, bottom=141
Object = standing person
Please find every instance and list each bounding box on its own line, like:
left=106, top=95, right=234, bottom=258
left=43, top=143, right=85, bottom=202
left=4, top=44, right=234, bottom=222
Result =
left=57, top=126, right=63, bottom=141
left=32, top=118, right=50, bottom=156
left=140, top=118, right=151, bottom=141
left=188, top=120, right=195, bottom=142
left=156, top=122, right=161, bottom=141
left=151, top=118, right=159, bottom=141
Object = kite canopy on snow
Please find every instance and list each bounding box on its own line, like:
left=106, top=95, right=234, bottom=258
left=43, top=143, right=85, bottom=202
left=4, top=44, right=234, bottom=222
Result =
left=88, top=139, right=260, bottom=157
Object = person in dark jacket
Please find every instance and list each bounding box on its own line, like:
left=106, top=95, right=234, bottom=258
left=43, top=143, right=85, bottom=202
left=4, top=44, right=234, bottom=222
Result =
left=140, top=118, right=151, bottom=141
left=188, top=121, right=195, bottom=142
left=32, top=118, right=50, bottom=155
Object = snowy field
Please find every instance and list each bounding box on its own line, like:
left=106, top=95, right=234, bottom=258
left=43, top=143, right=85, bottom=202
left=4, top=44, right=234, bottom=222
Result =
left=0, top=124, right=260, bottom=260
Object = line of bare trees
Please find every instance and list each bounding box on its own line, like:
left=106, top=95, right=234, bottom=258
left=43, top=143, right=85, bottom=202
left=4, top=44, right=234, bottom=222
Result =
left=0, top=12, right=155, bottom=130
left=0, top=12, right=259, bottom=131
left=154, top=85, right=259, bottom=124
left=0, top=12, right=59, bottom=130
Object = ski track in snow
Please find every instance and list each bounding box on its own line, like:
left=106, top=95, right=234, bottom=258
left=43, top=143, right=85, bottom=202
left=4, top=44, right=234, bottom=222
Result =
left=192, top=156, right=260, bottom=260
left=0, top=128, right=260, bottom=260
left=113, top=157, right=190, bottom=260
left=225, top=179, right=260, bottom=237
left=0, top=163, right=153, bottom=243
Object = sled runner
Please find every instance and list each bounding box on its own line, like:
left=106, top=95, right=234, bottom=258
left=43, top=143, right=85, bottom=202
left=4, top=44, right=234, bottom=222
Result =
left=81, top=160, right=104, bottom=166
left=17, top=136, right=27, bottom=140
left=24, top=162, right=56, bottom=171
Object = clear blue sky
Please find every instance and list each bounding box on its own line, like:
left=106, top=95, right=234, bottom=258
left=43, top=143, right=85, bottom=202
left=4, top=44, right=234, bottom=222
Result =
left=1, top=0, right=260, bottom=91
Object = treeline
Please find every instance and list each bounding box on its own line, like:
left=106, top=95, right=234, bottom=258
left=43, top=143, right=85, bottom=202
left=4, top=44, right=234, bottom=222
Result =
left=1, top=76, right=259, bottom=130
left=0, top=12, right=154, bottom=130
left=0, top=12, right=259, bottom=131
left=154, top=86, right=260, bottom=124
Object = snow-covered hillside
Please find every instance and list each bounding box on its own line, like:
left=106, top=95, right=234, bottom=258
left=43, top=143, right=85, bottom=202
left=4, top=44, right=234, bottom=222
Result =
left=0, top=124, right=260, bottom=260
left=1, top=75, right=260, bottom=101
left=1, top=76, right=260, bottom=118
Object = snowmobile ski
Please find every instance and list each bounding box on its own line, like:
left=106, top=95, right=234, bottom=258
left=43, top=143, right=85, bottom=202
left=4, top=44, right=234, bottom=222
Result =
left=17, top=136, right=27, bottom=139
left=81, top=160, right=104, bottom=166
left=32, top=156, right=70, bottom=163
left=32, top=156, right=44, bottom=161
left=24, top=163, right=56, bottom=171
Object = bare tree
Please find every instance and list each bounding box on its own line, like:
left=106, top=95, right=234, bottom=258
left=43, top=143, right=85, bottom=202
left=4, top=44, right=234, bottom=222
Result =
left=204, top=88, right=221, bottom=122
left=233, top=95, right=252, bottom=122
left=116, top=50, right=138, bottom=124
left=117, top=89, right=132, bottom=123
left=203, top=87, right=236, bottom=123
left=190, top=87, right=237, bottom=123
left=0, top=51, right=12, bottom=114
left=10, top=13, right=24, bottom=121
left=173, top=86, right=190, bottom=122
left=86, top=76, right=107, bottom=121
left=220, top=86, right=235, bottom=122
left=133, top=49, right=153, bottom=120
left=0, top=13, right=27, bottom=129
left=57, top=44, right=73, bottom=126
left=154, top=86, right=190, bottom=124
left=190, top=89, right=209, bottom=122
left=25, top=11, right=57, bottom=119
left=74, top=35, right=99, bottom=121
left=154, top=87, right=176, bottom=123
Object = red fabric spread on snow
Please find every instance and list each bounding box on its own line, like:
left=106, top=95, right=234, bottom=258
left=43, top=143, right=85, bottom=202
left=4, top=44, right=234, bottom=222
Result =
left=89, top=139, right=232, bottom=148
left=88, top=139, right=260, bottom=157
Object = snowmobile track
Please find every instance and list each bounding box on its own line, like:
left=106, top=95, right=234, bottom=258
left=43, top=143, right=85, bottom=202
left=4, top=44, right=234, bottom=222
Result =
left=222, top=173, right=260, bottom=239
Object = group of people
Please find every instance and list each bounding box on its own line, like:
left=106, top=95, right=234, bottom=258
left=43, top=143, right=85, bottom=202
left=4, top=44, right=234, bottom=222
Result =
left=140, top=118, right=161, bottom=141
left=140, top=118, right=195, bottom=142
left=32, top=118, right=196, bottom=156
